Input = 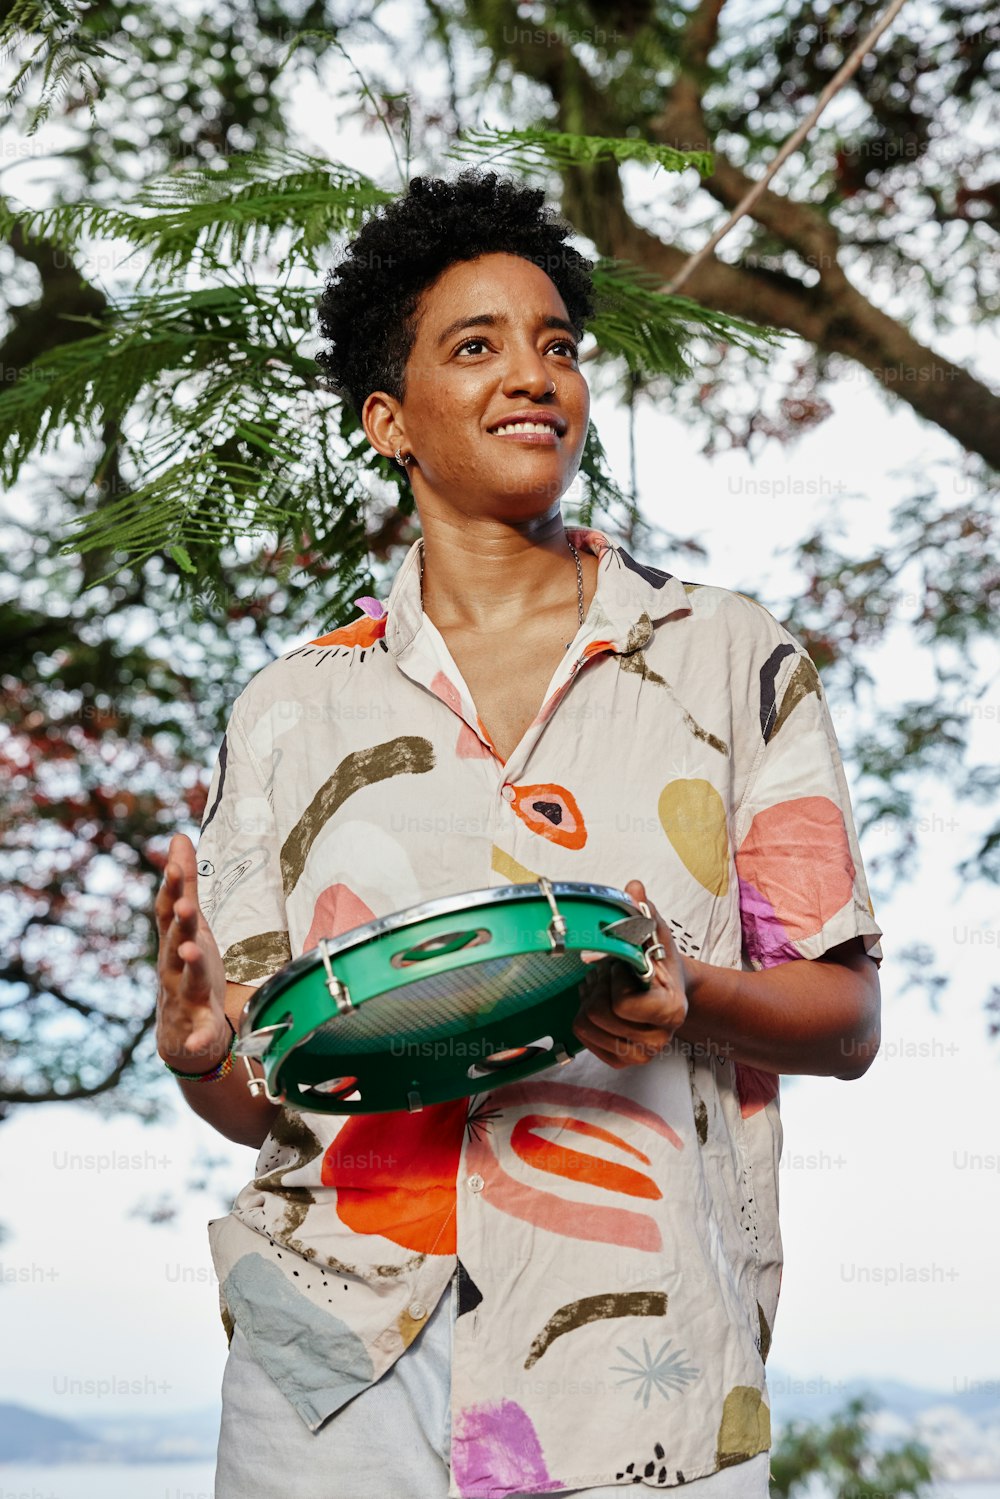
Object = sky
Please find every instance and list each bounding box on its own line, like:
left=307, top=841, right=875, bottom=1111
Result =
left=2, top=9, right=999, bottom=1430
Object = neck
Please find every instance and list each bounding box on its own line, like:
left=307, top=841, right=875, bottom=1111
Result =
left=417, top=512, right=590, bottom=634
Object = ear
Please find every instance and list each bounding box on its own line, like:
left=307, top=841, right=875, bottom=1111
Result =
left=362, top=389, right=406, bottom=462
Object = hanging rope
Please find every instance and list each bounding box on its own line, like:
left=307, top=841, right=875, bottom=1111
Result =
left=663, top=0, right=911, bottom=296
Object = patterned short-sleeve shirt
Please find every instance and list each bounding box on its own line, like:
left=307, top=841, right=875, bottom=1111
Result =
left=198, top=526, right=882, bottom=1497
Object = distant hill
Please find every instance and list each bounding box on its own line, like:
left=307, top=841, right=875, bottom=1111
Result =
left=0, top=1401, right=218, bottom=1463
left=769, top=1368, right=999, bottom=1425
left=1, top=1376, right=997, bottom=1478
left=0, top=1404, right=92, bottom=1461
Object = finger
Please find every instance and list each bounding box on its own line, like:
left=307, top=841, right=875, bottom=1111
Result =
left=624, top=880, right=680, bottom=954
left=154, top=869, right=174, bottom=928
left=623, top=880, right=689, bottom=1003
left=573, top=1009, right=662, bottom=1065
left=158, top=897, right=187, bottom=982
left=177, top=937, right=214, bottom=1005
left=585, top=1001, right=667, bottom=1047
left=581, top=1029, right=654, bottom=1068
left=170, top=833, right=201, bottom=906
left=173, top=895, right=199, bottom=942
left=573, top=1025, right=628, bottom=1068
left=609, top=985, right=683, bottom=1032
left=160, top=917, right=209, bottom=1006
left=159, top=891, right=201, bottom=985
left=587, top=1043, right=627, bottom=1069
left=157, top=834, right=198, bottom=920
left=609, top=986, right=687, bottom=1042
left=154, top=860, right=186, bottom=938
left=156, top=851, right=197, bottom=970
left=160, top=869, right=206, bottom=971
left=585, top=979, right=670, bottom=1039
left=174, top=945, right=222, bottom=1056
left=169, top=831, right=197, bottom=874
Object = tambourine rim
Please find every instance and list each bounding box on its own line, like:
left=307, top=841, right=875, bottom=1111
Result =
left=241, top=880, right=641, bottom=1029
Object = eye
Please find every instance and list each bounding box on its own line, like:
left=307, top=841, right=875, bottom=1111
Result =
left=456, top=337, right=491, bottom=355
left=549, top=338, right=579, bottom=359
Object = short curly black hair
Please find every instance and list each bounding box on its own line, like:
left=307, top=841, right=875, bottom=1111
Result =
left=314, top=168, right=595, bottom=421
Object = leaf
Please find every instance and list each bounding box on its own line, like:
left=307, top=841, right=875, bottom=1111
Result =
left=589, top=259, right=784, bottom=376
left=0, top=148, right=393, bottom=275
left=448, top=124, right=714, bottom=179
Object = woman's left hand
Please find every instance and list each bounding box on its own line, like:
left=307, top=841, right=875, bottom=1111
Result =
left=572, top=879, right=690, bottom=1069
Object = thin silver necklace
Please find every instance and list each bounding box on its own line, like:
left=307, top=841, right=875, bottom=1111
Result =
left=419, top=534, right=585, bottom=649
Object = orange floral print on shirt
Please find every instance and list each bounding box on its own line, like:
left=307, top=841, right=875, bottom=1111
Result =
left=510, top=783, right=587, bottom=849
left=309, top=614, right=388, bottom=650
left=324, top=1098, right=467, bottom=1255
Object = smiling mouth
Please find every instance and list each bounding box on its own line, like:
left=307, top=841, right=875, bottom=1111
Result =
left=489, top=421, right=562, bottom=440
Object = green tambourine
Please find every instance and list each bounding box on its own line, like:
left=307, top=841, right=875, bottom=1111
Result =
left=234, top=878, right=659, bottom=1115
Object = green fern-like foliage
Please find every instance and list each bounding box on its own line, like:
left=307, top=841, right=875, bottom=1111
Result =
left=0, top=149, right=394, bottom=275
left=0, top=0, right=121, bottom=135
left=448, top=124, right=714, bottom=179
left=590, top=260, right=784, bottom=376
left=0, top=131, right=781, bottom=587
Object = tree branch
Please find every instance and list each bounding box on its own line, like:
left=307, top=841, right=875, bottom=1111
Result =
left=0, top=202, right=109, bottom=376
left=0, top=959, right=130, bottom=1021
left=0, top=1008, right=157, bottom=1106
left=482, top=0, right=1000, bottom=468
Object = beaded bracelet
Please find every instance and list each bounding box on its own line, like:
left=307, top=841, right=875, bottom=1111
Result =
left=163, top=1016, right=237, bottom=1082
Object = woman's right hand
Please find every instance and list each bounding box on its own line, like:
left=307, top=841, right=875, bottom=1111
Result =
left=155, top=832, right=231, bottom=1072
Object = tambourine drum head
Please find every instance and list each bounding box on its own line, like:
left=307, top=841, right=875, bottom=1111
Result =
left=239, top=883, right=653, bottom=1115
left=302, top=951, right=584, bottom=1055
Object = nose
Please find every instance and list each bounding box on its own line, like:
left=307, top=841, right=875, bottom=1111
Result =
left=500, top=338, right=556, bottom=399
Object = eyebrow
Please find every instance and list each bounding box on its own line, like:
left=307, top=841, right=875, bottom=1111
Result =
left=435, top=312, right=578, bottom=347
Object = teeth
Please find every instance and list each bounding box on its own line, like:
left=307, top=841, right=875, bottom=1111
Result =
left=491, top=422, right=558, bottom=436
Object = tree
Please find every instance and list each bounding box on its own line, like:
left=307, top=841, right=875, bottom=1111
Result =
left=1, top=4, right=770, bottom=1112
left=436, top=0, right=999, bottom=462
left=769, top=1394, right=935, bottom=1497
left=0, top=0, right=996, bottom=1117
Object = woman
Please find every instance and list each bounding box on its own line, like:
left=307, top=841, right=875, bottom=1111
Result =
left=155, top=170, right=882, bottom=1499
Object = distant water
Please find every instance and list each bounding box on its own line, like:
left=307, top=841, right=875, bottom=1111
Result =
left=0, top=1461, right=217, bottom=1498
left=929, top=1487, right=1000, bottom=1499
left=772, top=1483, right=998, bottom=1499
left=0, top=1465, right=996, bottom=1498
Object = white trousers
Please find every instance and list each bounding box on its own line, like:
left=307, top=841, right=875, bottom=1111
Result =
left=215, top=1275, right=771, bottom=1499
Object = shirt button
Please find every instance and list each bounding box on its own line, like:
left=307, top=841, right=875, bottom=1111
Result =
left=501, top=785, right=515, bottom=802
left=467, top=1173, right=485, bottom=1193
left=408, top=1301, right=427, bottom=1320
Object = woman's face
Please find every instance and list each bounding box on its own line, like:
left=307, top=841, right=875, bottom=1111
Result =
left=369, top=252, right=590, bottom=517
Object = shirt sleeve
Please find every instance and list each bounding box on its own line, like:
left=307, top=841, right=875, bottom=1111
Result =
left=731, top=610, right=883, bottom=971
left=195, top=698, right=292, bottom=988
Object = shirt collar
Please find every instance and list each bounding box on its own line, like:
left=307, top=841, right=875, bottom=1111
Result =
left=382, top=526, right=692, bottom=660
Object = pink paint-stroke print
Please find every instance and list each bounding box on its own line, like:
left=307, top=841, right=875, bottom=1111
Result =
left=734, top=1063, right=780, bottom=1118
left=737, top=876, right=801, bottom=968
left=303, top=883, right=376, bottom=952
left=353, top=595, right=386, bottom=619
left=494, top=1080, right=684, bottom=1144
left=464, top=1126, right=663, bottom=1251
left=462, top=1079, right=683, bottom=1252
left=428, top=668, right=493, bottom=757
left=457, top=719, right=495, bottom=758
left=565, top=525, right=612, bottom=561
left=431, top=668, right=464, bottom=714
left=736, top=795, right=855, bottom=939
left=452, top=1399, right=565, bottom=1497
